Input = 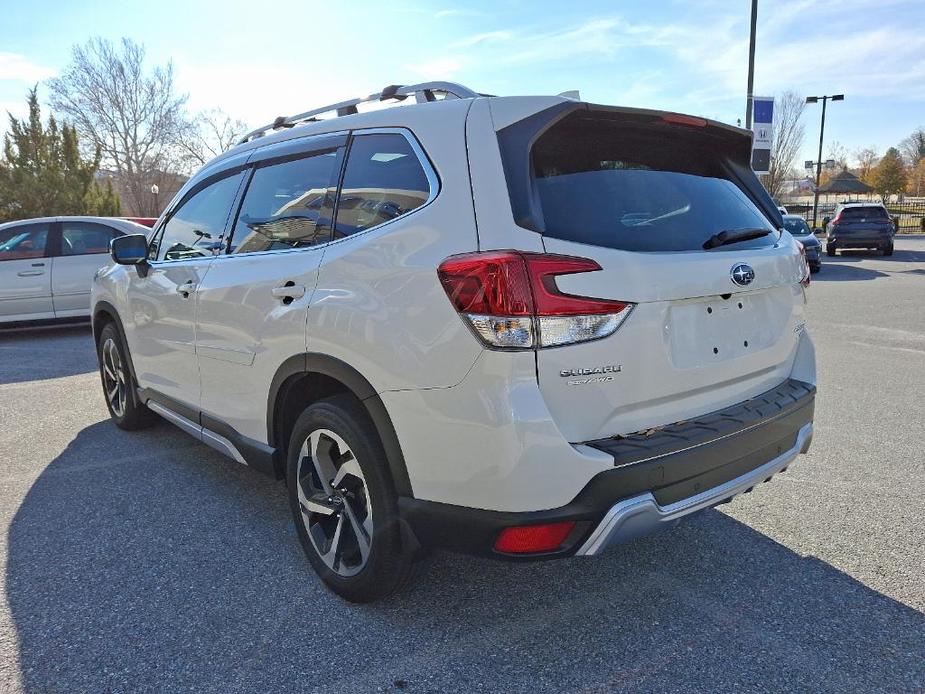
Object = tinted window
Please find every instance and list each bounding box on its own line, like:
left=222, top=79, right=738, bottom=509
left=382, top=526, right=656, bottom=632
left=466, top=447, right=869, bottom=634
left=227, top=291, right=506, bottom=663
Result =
left=842, top=206, right=888, bottom=220
left=60, top=221, right=119, bottom=256
left=0, top=224, right=50, bottom=261
left=157, top=172, right=243, bottom=261
left=530, top=115, right=776, bottom=252
left=333, top=133, right=430, bottom=239
left=783, top=218, right=812, bottom=236
left=230, top=150, right=339, bottom=254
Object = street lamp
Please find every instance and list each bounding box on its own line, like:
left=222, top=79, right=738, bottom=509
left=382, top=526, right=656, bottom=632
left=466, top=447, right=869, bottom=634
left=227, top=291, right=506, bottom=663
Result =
left=150, top=184, right=160, bottom=216
left=806, top=94, right=844, bottom=229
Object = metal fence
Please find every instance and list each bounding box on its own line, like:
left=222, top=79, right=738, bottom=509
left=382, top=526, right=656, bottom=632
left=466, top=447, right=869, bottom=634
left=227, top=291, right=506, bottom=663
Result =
left=780, top=198, right=925, bottom=232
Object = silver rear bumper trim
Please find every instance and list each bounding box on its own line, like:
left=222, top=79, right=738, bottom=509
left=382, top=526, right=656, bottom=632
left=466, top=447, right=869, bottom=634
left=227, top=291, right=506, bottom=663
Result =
left=575, top=423, right=813, bottom=556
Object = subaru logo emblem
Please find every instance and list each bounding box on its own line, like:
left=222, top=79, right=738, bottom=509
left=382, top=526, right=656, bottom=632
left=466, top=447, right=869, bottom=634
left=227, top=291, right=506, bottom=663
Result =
left=730, top=263, right=755, bottom=286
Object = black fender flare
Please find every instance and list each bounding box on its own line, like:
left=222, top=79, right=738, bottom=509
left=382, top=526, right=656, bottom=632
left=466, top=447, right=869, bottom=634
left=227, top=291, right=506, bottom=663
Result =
left=92, top=301, right=140, bottom=385
left=267, top=353, right=413, bottom=497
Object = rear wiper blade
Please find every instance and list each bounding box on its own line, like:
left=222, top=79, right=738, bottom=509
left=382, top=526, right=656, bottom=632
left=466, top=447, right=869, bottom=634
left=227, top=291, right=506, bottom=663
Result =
left=702, top=228, right=771, bottom=249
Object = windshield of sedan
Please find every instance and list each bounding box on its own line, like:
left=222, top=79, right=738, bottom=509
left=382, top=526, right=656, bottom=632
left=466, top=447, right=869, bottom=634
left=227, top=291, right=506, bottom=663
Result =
left=783, top=217, right=812, bottom=236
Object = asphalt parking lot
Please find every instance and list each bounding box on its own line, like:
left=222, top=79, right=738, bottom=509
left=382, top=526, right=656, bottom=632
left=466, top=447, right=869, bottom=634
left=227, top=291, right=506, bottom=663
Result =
left=0, top=238, right=923, bottom=693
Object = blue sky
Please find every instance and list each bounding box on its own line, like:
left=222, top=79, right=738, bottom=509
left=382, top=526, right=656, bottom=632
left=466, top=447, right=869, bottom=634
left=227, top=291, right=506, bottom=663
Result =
left=1, top=0, right=923, bottom=169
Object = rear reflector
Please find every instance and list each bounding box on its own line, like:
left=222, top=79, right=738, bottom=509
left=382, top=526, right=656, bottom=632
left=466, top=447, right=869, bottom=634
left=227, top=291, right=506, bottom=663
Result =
left=438, top=251, right=633, bottom=349
left=494, top=521, right=577, bottom=554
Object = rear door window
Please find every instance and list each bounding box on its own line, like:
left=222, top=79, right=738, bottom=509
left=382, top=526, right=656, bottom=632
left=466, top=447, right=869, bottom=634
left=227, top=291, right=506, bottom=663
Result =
left=333, top=133, right=431, bottom=239
left=60, top=221, right=119, bottom=255
left=529, top=114, right=777, bottom=252
left=230, top=149, right=340, bottom=254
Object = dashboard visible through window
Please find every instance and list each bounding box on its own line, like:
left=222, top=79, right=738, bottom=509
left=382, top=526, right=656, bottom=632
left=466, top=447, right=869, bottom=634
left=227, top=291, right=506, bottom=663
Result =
left=230, top=150, right=339, bottom=254
left=156, top=172, right=244, bottom=261
left=0, top=224, right=50, bottom=261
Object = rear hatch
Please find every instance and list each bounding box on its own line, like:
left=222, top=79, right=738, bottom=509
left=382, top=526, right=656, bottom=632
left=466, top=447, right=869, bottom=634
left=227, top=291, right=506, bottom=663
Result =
left=831, top=206, right=893, bottom=241
left=496, top=104, right=807, bottom=442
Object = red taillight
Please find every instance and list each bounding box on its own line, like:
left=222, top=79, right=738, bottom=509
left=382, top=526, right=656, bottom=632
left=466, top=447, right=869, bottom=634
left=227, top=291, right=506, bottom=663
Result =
left=494, top=521, right=577, bottom=554
left=524, top=254, right=629, bottom=315
left=438, top=251, right=633, bottom=349
left=437, top=251, right=534, bottom=316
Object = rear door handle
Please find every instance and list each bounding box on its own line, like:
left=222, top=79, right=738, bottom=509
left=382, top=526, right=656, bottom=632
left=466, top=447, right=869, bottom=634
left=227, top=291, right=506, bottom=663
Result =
left=17, top=270, right=44, bottom=277
left=176, top=280, right=197, bottom=296
left=271, top=283, right=306, bottom=300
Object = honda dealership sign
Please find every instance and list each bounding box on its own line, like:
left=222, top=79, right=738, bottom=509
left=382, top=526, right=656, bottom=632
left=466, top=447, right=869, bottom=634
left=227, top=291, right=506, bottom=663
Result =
left=751, top=96, right=774, bottom=174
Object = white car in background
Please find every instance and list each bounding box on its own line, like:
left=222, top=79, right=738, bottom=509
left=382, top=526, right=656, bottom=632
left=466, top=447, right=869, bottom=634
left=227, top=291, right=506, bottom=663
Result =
left=0, top=216, right=150, bottom=325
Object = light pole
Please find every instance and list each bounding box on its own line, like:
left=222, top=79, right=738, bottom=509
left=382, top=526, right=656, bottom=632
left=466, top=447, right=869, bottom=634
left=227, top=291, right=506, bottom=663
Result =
left=806, top=94, right=844, bottom=229
left=745, top=0, right=758, bottom=129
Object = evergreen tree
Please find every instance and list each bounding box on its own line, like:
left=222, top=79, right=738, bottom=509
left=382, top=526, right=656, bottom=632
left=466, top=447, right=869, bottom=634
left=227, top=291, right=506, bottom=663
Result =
left=85, top=177, right=122, bottom=216
left=0, top=87, right=119, bottom=222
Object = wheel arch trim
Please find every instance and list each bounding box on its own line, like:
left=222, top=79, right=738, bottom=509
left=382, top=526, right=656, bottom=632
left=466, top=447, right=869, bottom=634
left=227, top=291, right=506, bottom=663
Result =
left=92, top=301, right=140, bottom=387
left=268, top=353, right=414, bottom=497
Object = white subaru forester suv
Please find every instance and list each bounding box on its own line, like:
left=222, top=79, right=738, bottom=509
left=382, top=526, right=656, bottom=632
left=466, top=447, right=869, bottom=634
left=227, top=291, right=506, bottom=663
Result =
left=92, top=83, right=816, bottom=602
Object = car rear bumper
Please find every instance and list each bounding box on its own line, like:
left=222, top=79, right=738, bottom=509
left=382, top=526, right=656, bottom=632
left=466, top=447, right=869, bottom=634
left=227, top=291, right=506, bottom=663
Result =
left=829, top=235, right=891, bottom=247
left=399, top=379, right=816, bottom=559
left=577, top=422, right=811, bottom=554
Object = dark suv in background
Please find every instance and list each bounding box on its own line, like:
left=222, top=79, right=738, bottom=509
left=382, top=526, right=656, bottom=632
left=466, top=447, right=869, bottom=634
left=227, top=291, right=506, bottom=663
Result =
left=783, top=215, right=822, bottom=273
left=824, top=203, right=894, bottom=256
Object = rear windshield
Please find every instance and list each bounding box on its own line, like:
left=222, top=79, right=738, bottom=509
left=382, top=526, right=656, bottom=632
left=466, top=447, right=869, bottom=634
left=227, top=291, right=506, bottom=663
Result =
left=841, top=206, right=888, bottom=220
left=530, top=113, right=777, bottom=252
left=783, top=217, right=812, bottom=236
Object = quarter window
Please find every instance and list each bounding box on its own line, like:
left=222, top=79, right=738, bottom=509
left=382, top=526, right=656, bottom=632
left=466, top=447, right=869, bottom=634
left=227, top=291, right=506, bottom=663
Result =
left=60, top=221, right=119, bottom=256
left=0, top=224, right=50, bottom=261
left=157, top=172, right=244, bottom=261
left=230, top=150, right=339, bottom=254
left=333, top=133, right=431, bottom=239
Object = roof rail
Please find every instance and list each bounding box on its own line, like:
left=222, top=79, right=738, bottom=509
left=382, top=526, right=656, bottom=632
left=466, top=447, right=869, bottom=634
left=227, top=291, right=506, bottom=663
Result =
left=237, top=81, right=482, bottom=144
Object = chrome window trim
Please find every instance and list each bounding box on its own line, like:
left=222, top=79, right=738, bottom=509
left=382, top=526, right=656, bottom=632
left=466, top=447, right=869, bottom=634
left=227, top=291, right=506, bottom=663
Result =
left=210, top=126, right=440, bottom=261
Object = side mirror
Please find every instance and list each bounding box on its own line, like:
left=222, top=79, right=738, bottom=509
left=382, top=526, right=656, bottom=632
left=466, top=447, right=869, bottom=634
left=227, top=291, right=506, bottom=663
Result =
left=110, top=234, right=149, bottom=265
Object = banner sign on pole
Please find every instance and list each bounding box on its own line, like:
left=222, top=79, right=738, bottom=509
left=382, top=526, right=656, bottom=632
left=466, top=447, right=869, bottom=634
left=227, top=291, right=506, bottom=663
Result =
left=751, top=96, right=774, bottom=174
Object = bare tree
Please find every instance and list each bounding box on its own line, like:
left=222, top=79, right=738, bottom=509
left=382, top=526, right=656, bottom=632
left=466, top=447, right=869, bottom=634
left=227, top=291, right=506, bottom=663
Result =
left=174, top=109, right=248, bottom=172
left=48, top=38, right=189, bottom=216
left=853, top=146, right=879, bottom=183
left=763, top=91, right=806, bottom=200
left=826, top=141, right=849, bottom=172
left=900, top=127, right=925, bottom=168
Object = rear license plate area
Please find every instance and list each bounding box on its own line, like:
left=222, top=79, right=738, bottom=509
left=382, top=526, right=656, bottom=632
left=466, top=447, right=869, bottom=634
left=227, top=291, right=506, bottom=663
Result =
left=667, top=290, right=788, bottom=368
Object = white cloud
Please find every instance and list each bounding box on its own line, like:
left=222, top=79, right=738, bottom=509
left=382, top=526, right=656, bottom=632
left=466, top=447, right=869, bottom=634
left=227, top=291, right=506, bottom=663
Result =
left=452, top=31, right=512, bottom=48
left=0, top=53, right=56, bottom=83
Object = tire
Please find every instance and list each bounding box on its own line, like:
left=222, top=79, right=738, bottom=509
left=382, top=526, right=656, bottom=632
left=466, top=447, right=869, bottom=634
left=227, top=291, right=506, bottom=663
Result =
left=826, top=244, right=836, bottom=257
left=884, top=243, right=894, bottom=256
left=97, top=322, right=157, bottom=430
left=287, top=395, right=414, bottom=602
